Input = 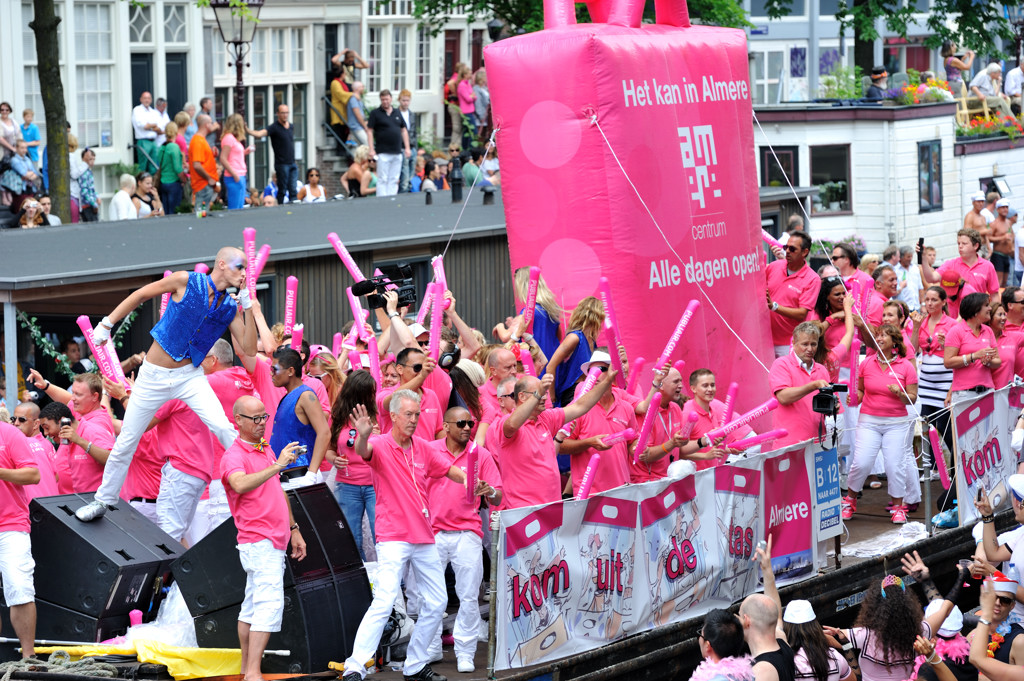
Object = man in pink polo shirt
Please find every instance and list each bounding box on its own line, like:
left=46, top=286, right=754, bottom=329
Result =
left=0, top=422, right=42, bottom=658
left=11, top=402, right=59, bottom=500
left=680, top=368, right=755, bottom=469
left=36, top=378, right=115, bottom=493
left=152, top=399, right=217, bottom=542
left=561, top=350, right=637, bottom=496
left=221, top=395, right=307, bottom=681
left=341, top=390, right=464, bottom=681
left=497, top=370, right=614, bottom=509
left=631, top=366, right=688, bottom=482
left=769, top=322, right=832, bottom=449
left=920, top=228, right=999, bottom=319
left=425, top=406, right=502, bottom=673
left=766, top=231, right=821, bottom=358
left=377, top=347, right=444, bottom=439
left=481, top=375, right=516, bottom=452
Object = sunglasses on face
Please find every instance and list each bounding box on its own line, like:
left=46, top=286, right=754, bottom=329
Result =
left=447, top=419, right=475, bottom=429
left=347, top=428, right=357, bottom=448
left=832, top=254, right=847, bottom=260
left=592, top=365, right=609, bottom=372
left=998, top=595, right=1015, bottom=606
left=309, top=373, right=325, bottom=381
left=10, top=416, right=27, bottom=424
left=239, top=413, right=270, bottom=424
left=785, top=245, right=802, bottom=253
left=399, top=363, right=423, bottom=373
left=498, top=393, right=514, bottom=399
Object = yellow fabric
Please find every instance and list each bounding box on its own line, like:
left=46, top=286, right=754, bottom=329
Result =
left=35, top=641, right=242, bottom=680
left=330, top=79, right=352, bottom=126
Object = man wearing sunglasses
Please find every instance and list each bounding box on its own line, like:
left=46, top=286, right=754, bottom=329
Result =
left=425, top=407, right=502, bottom=672
left=378, top=347, right=444, bottom=440
left=10, top=402, right=59, bottom=501
left=766, top=231, right=821, bottom=358
left=73, top=246, right=258, bottom=522
left=977, top=477, right=1024, bottom=625
left=971, top=570, right=1024, bottom=666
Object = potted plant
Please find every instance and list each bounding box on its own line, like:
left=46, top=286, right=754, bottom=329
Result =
left=841, top=234, right=867, bottom=257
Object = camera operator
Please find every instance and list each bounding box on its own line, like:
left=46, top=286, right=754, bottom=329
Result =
left=768, top=322, right=833, bottom=449
left=841, top=324, right=918, bottom=524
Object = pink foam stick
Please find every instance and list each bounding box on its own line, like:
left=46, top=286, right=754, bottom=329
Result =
left=194, top=263, right=209, bottom=274
left=332, top=332, right=343, bottom=358
left=284, top=276, right=298, bottom=337
left=848, top=338, right=861, bottom=407
left=158, top=270, right=173, bottom=319
left=431, top=256, right=451, bottom=310
left=579, top=366, right=603, bottom=397
left=345, top=310, right=369, bottom=349
left=761, top=229, right=786, bottom=249
left=465, top=441, right=479, bottom=504
left=522, top=266, right=541, bottom=332
left=705, top=397, right=780, bottom=441
left=656, top=299, right=700, bottom=368
left=428, top=281, right=444, bottom=362
left=374, top=268, right=398, bottom=291
left=601, top=428, right=636, bottom=446
left=930, top=426, right=951, bottom=490
left=243, top=227, right=257, bottom=293
left=634, top=392, right=662, bottom=464
left=105, top=343, right=128, bottom=388
left=679, top=411, right=700, bottom=440
left=254, top=244, right=271, bottom=279
left=415, top=288, right=434, bottom=325
left=290, top=324, right=304, bottom=350
left=673, top=360, right=686, bottom=376
left=626, top=357, right=646, bottom=395
left=728, top=429, right=789, bottom=451
left=76, top=316, right=118, bottom=383
left=520, top=348, right=536, bottom=377
left=367, top=335, right=382, bottom=386
left=720, top=382, right=740, bottom=427
left=575, top=453, right=601, bottom=501
left=598, top=277, right=626, bottom=389
left=347, top=287, right=367, bottom=340
left=327, top=232, right=366, bottom=282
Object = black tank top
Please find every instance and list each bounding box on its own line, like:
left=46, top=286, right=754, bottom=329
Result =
left=994, top=623, right=1024, bottom=664
left=754, top=639, right=796, bottom=681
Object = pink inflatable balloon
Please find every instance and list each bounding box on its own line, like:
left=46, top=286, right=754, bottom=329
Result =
left=327, top=232, right=366, bottom=282
left=332, top=332, right=343, bottom=359
left=290, top=323, right=304, bottom=351
left=159, top=270, right=173, bottom=319
left=576, top=453, right=601, bottom=501
left=930, top=426, right=951, bottom=490
left=705, top=397, right=779, bottom=441
left=243, top=228, right=257, bottom=293
left=848, top=338, right=861, bottom=407
left=367, top=335, right=382, bottom=386
left=284, top=276, right=298, bottom=337
left=194, top=263, right=209, bottom=274
left=465, top=441, right=479, bottom=504
left=602, top=428, right=635, bottom=446
left=679, top=410, right=700, bottom=440
left=626, top=357, right=645, bottom=395
left=428, top=282, right=444, bottom=361
left=254, top=244, right=271, bottom=279
left=432, top=256, right=452, bottom=311
left=729, top=428, right=787, bottom=451
left=598, top=277, right=627, bottom=389
left=656, top=299, right=700, bottom=368
left=634, top=392, right=662, bottom=464
left=720, top=381, right=739, bottom=427
left=76, top=316, right=118, bottom=385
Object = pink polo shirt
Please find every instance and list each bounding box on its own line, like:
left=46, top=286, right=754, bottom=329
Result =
left=426, top=439, right=502, bottom=537
left=478, top=380, right=501, bottom=418
left=567, top=393, right=636, bottom=496
left=630, top=400, right=683, bottom=483
left=858, top=355, right=917, bottom=417
left=993, top=330, right=1022, bottom=388
left=0, top=424, right=36, bottom=532
left=862, top=292, right=884, bottom=328
left=367, top=433, right=451, bottom=544
left=945, top=321, right=998, bottom=390
left=208, top=367, right=260, bottom=423
left=938, top=258, right=998, bottom=318
left=843, top=269, right=875, bottom=293
left=157, top=400, right=216, bottom=483
left=682, top=397, right=754, bottom=470
left=121, top=429, right=163, bottom=501
left=766, top=261, right=821, bottom=346
left=495, top=408, right=566, bottom=509
left=221, top=440, right=291, bottom=550
left=333, top=421, right=374, bottom=485
left=916, top=314, right=957, bottom=357
left=65, top=409, right=115, bottom=493
left=769, top=353, right=830, bottom=448
left=24, top=433, right=58, bottom=501
left=425, top=369, right=453, bottom=414
left=376, top=386, right=444, bottom=440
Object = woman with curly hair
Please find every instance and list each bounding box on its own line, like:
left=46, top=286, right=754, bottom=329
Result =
left=544, top=296, right=604, bottom=406
left=327, top=370, right=378, bottom=561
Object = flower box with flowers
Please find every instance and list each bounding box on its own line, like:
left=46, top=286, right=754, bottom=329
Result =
left=956, top=113, right=1024, bottom=142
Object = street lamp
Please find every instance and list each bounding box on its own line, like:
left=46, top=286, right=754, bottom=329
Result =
left=210, top=0, right=264, bottom=118
left=1006, top=3, right=1024, bottom=65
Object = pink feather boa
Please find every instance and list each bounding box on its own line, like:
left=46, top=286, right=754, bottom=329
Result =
left=905, top=634, right=970, bottom=681
left=690, top=655, right=754, bottom=681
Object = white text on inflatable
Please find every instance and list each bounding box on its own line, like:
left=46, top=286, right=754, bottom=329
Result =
left=621, top=76, right=749, bottom=108
left=660, top=247, right=762, bottom=289
left=679, top=126, right=720, bottom=208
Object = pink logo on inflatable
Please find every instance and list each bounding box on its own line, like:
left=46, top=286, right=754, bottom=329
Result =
left=486, top=0, right=772, bottom=418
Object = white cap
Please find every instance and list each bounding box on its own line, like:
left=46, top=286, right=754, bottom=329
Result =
left=925, top=600, right=964, bottom=637
left=782, top=600, right=816, bottom=624
left=581, top=350, right=613, bottom=375
left=1008, top=474, right=1024, bottom=502
left=408, top=323, right=428, bottom=338
left=997, top=198, right=1010, bottom=208
left=971, top=191, right=986, bottom=202
left=992, top=570, right=1019, bottom=595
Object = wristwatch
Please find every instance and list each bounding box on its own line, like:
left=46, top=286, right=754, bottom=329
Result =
left=770, top=302, right=779, bottom=312
left=532, top=390, right=545, bottom=401
left=290, top=523, right=300, bottom=532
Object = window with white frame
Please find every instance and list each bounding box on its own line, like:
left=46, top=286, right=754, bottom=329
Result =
left=749, top=49, right=784, bottom=105
left=129, top=3, right=153, bottom=44
left=291, top=28, right=305, bottom=72
left=392, top=26, right=408, bottom=91
left=367, top=27, right=383, bottom=92
left=250, top=29, right=267, bottom=75
left=416, top=27, right=431, bottom=91
left=369, top=0, right=412, bottom=16
left=213, top=29, right=227, bottom=77
left=164, top=4, right=187, bottom=44
left=271, top=28, right=286, bottom=73
left=75, top=3, right=114, bottom=148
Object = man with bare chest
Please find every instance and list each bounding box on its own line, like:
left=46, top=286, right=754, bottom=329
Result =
left=966, top=191, right=992, bottom=257
left=990, top=198, right=1016, bottom=286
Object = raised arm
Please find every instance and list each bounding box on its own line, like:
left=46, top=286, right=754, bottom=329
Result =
left=503, top=373, right=554, bottom=437
left=563, top=370, right=616, bottom=423
left=444, top=291, right=482, bottom=360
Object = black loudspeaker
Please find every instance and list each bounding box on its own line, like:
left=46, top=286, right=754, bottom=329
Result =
left=27, top=494, right=183, bottom=619
left=172, top=484, right=371, bottom=673
left=0, top=599, right=126, bottom=644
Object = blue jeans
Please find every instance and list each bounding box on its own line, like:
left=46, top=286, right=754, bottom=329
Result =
left=224, top=174, right=246, bottom=209
left=1015, top=267, right=1023, bottom=286
left=160, top=182, right=183, bottom=215
left=335, top=482, right=376, bottom=561
left=275, top=162, right=298, bottom=204
left=399, top=154, right=415, bottom=193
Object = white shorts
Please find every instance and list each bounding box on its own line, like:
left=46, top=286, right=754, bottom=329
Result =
left=238, top=539, right=286, bottom=632
left=0, top=531, right=35, bottom=606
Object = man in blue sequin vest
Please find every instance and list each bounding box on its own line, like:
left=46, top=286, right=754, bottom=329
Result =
left=76, top=246, right=257, bottom=521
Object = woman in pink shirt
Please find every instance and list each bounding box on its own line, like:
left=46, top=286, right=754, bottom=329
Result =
left=986, top=301, right=1021, bottom=389
left=328, top=370, right=378, bottom=561
left=911, top=285, right=957, bottom=473
left=219, top=113, right=252, bottom=210
left=456, top=64, right=477, bottom=146
left=944, top=292, right=1000, bottom=404
left=812, top=282, right=858, bottom=382
left=842, top=324, right=918, bottom=524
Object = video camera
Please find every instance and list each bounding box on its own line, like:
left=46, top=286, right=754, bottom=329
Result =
left=812, top=383, right=848, bottom=416
left=350, top=263, right=418, bottom=310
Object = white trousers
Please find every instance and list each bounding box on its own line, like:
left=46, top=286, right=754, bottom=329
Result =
left=849, top=413, right=912, bottom=498
left=377, top=153, right=403, bottom=197
left=130, top=499, right=160, bottom=525
left=344, top=541, right=447, bottom=678
left=156, top=461, right=207, bottom=542
left=184, top=480, right=231, bottom=546
left=428, top=531, right=484, bottom=660
left=95, top=361, right=237, bottom=506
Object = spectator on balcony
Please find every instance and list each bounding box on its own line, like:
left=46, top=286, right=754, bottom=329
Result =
left=970, top=63, right=1014, bottom=118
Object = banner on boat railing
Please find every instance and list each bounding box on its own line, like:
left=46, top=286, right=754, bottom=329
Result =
left=953, top=386, right=1018, bottom=527
left=493, top=443, right=839, bottom=670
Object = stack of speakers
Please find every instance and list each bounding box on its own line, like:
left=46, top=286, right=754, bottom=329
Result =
left=172, top=484, right=371, bottom=674
left=0, top=495, right=183, bottom=650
